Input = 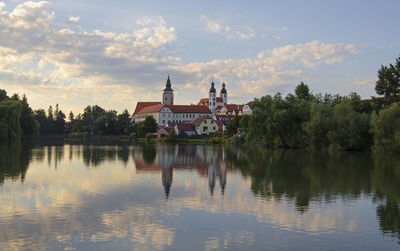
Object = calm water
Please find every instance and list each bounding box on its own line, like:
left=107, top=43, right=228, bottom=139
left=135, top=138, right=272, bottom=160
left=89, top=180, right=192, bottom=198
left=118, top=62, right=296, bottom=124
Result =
left=1, top=142, right=400, bottom=251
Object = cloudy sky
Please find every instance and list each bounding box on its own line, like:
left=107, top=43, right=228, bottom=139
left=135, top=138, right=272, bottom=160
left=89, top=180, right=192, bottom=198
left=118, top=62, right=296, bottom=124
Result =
left=0, top=0, right=399, bottom=114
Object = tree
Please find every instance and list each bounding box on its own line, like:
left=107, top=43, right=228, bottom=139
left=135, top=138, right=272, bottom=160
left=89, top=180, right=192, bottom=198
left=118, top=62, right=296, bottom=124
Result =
left=0, top=89, right=7, bottom=102
left=34, top=109, right=50, bottom=134
left=328, top=101, right=371, bottom=150
left=370, top=103, right=400, bottom=152
left=19, top=94, right=39, bottom=135
left=295, top=82, right=311, bottom=100
left=226, top=116, right=241, bottom=136
left=68, top=111, right=74, bottom=122
left=117, top=109, right=131, bottom=135
left=0, top=99, right=22, bottom=142
left=54, top=104, right=66, bottom=134
left=375, top=55, right=400, bottom=105
left=303, top=102, right=334, bottom=148
left=142, top=116, right=157, bottom=134
left=240, top=115, right=250, bottom=129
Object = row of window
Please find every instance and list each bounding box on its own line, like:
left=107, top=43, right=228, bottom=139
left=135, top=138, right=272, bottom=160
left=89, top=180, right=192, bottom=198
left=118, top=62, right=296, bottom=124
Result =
left=161, top=113, right=201, bottom=119
left=202, top=126, right=216, bottom=131
left=162, top=119, right=193, bottom=124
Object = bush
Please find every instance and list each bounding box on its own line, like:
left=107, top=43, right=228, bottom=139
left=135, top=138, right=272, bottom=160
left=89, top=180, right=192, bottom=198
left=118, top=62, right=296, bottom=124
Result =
left=208, top=137, right=222, bottom=144
left=166, top=129, right=176, bottom=142
left=145, top=132, right=153, bottom=142
left=232, top=133, right=246, bottom=145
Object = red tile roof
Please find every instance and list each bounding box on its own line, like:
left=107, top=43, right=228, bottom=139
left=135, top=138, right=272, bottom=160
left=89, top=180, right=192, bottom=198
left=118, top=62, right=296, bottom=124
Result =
left=215, top=115, right=234, bottom=123
left=197, top=98, right=209, bottom=105
left=135, top=104, right=211, bottom=115
left=135, top=104, right=165, bottom=115
left=221, top=104, right=244, bottom=114
left=176, top=123, right=196, bottom=132
left=134, top=102, right=161, bottom=114
left=192, top=115, right=212, bottom=126
left=196, top=97, right=223, bottom=105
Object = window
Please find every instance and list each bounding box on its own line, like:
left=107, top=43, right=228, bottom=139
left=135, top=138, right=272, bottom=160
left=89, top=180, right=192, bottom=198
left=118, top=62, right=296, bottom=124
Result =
left=213, top=102, right=215, bottom=105
left=211, top=121, right=214, bottom=124
left=203, top=126, right=208, bottom=131
left=213, top=127, right=216, bottom=130
left=163, top=120, right=165, bottom=124
left=165, top=97, right=167, bottom=101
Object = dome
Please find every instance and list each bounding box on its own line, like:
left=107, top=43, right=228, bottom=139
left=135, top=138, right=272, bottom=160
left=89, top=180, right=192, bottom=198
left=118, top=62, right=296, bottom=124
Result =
left=209, top=82, right=216, bottom=93
left=221, top=83, right=227, bottom=94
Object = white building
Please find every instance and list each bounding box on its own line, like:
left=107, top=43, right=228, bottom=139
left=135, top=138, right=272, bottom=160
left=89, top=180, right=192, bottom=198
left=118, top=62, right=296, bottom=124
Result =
left=197, top=82, right=228, bottom=113
left=134, top=76, right=212, bottom=125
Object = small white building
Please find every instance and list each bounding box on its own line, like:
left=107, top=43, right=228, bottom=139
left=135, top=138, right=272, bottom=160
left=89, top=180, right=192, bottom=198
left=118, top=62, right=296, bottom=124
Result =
left=192, top=116, right=218, bottom=135
left=242, top=102, right=253, bottom=115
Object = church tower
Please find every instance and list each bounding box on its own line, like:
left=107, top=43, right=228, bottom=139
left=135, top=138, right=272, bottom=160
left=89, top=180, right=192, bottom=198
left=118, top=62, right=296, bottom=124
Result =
left=209, top=81, right=217, bottom=112
left=162, top=76, right=174, bottom=105
left=220, top=82, right=227, bottom=105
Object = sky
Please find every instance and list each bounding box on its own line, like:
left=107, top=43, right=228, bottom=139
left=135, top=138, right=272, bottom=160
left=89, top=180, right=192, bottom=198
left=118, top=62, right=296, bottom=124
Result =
left=0, top=0, right=399, bottom=115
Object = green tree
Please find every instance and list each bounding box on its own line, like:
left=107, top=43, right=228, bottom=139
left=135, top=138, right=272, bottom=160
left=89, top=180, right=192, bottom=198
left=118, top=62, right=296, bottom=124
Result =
left=328, top=101, right=371, bottom=150
left=375, top=55, right=400, bottom=106
left=0, top=89, right=7, bottom=102
left=142, top=116, right=157, bottom=134
left=240, top=114, right=250, bottom=129
left=226, top=116, right=241, bottom=136
left=303, top=102, right=334, bottom=148
left=370, top=103, right=400, bottom=152
left=117, top=109, right=131, bottom=135
left=0, top=99, right=22, bottom=142
left=54, top=104, right=66, bottom=134
left=295, top=82, right=311, bottom=100
left=11, top=94, right=39, bottom=136
left=68, top=111, right=74, bottom=122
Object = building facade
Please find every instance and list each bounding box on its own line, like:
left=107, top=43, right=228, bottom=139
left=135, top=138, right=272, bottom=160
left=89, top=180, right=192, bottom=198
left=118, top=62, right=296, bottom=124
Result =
left=197, top=82, right=228, bottom=113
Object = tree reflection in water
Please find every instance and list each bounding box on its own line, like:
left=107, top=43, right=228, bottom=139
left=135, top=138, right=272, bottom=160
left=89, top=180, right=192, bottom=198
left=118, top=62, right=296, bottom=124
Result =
left=0, top=143, right=30, bottom=184
left=0, top=142, right=399, bottom=243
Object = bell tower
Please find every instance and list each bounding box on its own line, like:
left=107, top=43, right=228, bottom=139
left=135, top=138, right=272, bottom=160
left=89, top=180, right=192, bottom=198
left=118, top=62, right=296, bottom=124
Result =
left=162, top=76, right=174, bottom=105
left=220, top=82, right=227, bottom=105
left=209, top=81, right=216, bottom=112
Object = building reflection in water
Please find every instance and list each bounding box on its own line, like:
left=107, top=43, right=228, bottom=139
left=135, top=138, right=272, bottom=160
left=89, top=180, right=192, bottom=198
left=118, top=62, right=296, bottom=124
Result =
left=134, top=144, right=229, bottom=198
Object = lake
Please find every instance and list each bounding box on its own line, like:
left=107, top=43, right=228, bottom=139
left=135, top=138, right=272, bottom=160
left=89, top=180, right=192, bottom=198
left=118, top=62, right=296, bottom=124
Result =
left=0, top=142, right=399, bottom=250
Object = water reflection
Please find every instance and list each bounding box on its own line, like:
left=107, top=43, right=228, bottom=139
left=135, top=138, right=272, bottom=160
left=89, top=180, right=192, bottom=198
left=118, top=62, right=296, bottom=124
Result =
left=134, top=144, right=229, bottom=198
left=0, top=143, right=399, bottom=250
left=0, top=143, right=30, bottom=184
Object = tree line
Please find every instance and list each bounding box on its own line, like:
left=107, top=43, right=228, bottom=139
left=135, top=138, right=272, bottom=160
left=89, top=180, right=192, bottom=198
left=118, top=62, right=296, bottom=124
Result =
left=0, top=88, right=159, bottom=143
left=227, top=55, right=400, bottom=152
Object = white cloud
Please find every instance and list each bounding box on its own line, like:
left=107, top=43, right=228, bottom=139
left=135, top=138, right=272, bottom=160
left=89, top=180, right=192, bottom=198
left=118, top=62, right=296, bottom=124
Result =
left=67, top=15, right=79, bottom=24
left=347, top=78, right=376, bottom=89
left=0, top=2, right=182, bottom=112
left=200, top=15, right=256, bottom=40
left=173, top=40, right=361, bottom=96
left=0, top=1, right=362, bottom=113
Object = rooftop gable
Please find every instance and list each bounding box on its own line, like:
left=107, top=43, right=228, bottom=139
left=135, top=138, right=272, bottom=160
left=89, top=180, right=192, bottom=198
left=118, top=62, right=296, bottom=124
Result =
left=134, top=102, right=161, bottom=115
left=135, top=104, right=166, bottom=115
left=192, top=115, right=213, bottom=126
